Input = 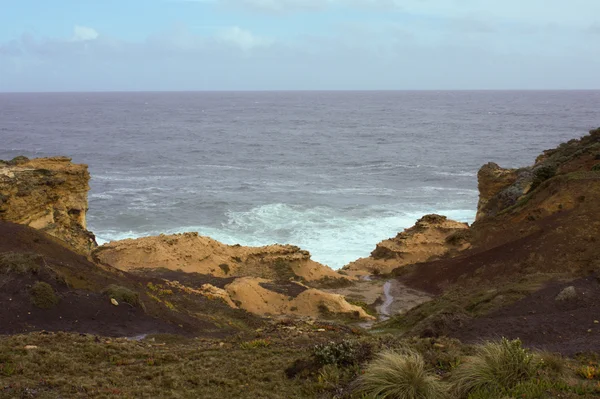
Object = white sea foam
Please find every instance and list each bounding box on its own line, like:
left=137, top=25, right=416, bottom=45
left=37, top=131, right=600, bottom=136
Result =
left=93, top=203, right=476, bottom=269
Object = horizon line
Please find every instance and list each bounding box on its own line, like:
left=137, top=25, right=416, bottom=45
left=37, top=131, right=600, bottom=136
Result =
left=2, top=89, right=600, bottom=94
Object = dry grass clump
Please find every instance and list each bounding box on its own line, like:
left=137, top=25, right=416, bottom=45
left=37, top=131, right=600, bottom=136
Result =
left=102, top=284, right=141, bottom=307
left=357, top=350, right=447, bottom=399
left=0, top=252, right=41, bottom=274
left=451, top=338, right=537, bottom=398
left=240, top=339, right=271, bottom=349
left=30, top=281, right=59, bottom=309
left=537, top=350, right=568, bottom=378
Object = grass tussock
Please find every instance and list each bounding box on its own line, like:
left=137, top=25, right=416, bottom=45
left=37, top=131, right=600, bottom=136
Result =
left=30, top=281, right=59, bottom=309
left=1, top=333, right=598, bottom=399
left=0, top=252, right=42, bottom=274
left=357, top=350, right=447, bottom=399
left=450, top=338, right=537, bottom=398
left=240, top=339, right=272, bottom=349
left=102, top=284, right=141, bottom=308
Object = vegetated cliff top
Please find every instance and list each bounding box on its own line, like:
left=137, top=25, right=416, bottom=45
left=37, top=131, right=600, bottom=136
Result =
left=0, top=155, right=97, bottom=256
left=383, top=127, right=600, bottom=354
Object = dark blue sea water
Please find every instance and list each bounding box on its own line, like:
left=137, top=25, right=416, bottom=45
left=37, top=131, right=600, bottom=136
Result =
left=1, top=91, right=599, bottom=268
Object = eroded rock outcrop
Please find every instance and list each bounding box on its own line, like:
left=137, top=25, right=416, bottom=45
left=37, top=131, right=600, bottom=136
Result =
left=343, top=214, right=470, bottom=275
left=92, top=232, right=349, bottom=283
left=0, top=156, right=96, bottom=255
left=224, top=277, right=373, bottom=319
left=476, top=163, right=520, bottom=220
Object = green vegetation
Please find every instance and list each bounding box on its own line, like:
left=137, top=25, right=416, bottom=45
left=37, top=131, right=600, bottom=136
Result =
left=530, top=164, right=557, bottom=190
left=592, top=163, right=600, bottom=171
left=357, top=350, right=447, bottom=399
left=382, top=274, right=550, bottom=337
left=313, top=339, right=372, bottom=367
left=240, top=339, right=272, bottom=349
left=219, top=263, right=231, bottom=275
left=310, top=276, right=354, bottom=289
left=0, top=252, right=41, bottom=274
left=102, top=284, right=142, bottom=307
left=347, top=299, right=378, bottom=317
left=1, top=333, right=598, bottom=398
left=272, top=259, right=297, bottom=281
left=445, top=230, right=471, bottom=246
left=451, top=338, right=537, bottom=397
left=30, top=281, right=59, bottom=309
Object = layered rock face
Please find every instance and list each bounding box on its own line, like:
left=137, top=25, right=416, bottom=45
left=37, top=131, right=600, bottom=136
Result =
left=93, top=233, right=374, bottom=319
left=219, top=277, right=372, bottom=319
left=92, top=232, right=346, bottom=282
left=475, top=127, right=600, bottom=223
left=0, top=156, right=96, bottom=255
left=343, top=214, right=470, bottom=275
left=476, top=163, right=520, bottom=220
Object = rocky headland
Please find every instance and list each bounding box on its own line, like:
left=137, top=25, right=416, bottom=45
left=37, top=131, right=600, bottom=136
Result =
left=0, top=156, right=97, bottom=255
left=2, top=128, right=600, bottom=335
left=2, top=127, right=600, bottom=398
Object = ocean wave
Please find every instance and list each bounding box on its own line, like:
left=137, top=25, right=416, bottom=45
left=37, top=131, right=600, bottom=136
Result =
left=92, top=203, right=476, bottom=270
left=342, top=162, right=422, bottom=170
left=433, top=171, right=477, bottom=177
left=422, top=186, right=479, bottom=194
left=93, top=175, right=192, bottom=182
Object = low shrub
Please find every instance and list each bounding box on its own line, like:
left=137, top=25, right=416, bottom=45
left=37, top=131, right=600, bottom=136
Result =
left=537, top=351, right=567, bottom=378
left=30, top=281, right=59, bottom=309
left=530, top=164, right=557, bottom=190
left=0, top=252, right=41, bottom=274
left=445, top=230, right=471, bottom=246
left=103, top=285, right=141, bottom=307
left=577, top=365, right=598, bottom=380
left=592, top=163, right=600, bottom=171
left=313, top=340, right=372, bottom=367
left=311, top=276, right=354, bottom=289
left=272, top=259, right=297, bottom=280
left=218, top=263, right=230, bottom=275
left=357, top=350, right=447, bottom=399
left=451, top=338, right=538, bottom=398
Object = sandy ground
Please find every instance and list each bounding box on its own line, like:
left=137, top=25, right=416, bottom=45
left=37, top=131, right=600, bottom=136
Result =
left=324, top=276, right=431, bottom=327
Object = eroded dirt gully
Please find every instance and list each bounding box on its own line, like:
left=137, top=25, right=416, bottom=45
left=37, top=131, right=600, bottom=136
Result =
left=324, top=276, right=431, bottom=327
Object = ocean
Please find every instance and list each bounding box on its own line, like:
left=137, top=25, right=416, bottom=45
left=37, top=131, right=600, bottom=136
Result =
left=1, top=91, right=599, bottom=268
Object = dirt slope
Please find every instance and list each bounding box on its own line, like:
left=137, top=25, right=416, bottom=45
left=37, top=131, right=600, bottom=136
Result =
left=0, top=221, right=264, bottom=337
left=383, top=127, right=600, bottom=353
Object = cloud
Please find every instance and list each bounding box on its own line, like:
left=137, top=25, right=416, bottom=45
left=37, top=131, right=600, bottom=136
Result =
left=585, top=23, right=600, bottom=35
left=72, top=25, right=99, bottom=42
left=216, top=26, right=273, bottom=51
left=188, top=0, right=600, bottom=28
left=188, top=0, right=400, bottom=12
left=0, top=19, right=599, bottom=91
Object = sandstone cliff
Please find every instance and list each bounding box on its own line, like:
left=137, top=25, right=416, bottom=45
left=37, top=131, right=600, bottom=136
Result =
left=92, top=233, right=374, bottom=319
left=92, top=232, right=349, bottom=283
left=343, top=214, right=470, bottom=275
left=0, top=156, right=96, bottom=255
left=475, top=127, right=600, bottom=222
left=220, top=277, right=373, bottom=319
left=382, top=128, right=600, bottom=350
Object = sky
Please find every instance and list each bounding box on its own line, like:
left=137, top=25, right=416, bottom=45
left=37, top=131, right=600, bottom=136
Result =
left=0, top=0, right=599, bottom=91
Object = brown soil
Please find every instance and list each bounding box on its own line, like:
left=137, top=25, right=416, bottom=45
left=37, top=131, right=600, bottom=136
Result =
left=259, top=281, right=308, bottom=298
left=130, top=268, right=237, bottom=290
left=397, top=200, right=600, bottom=296
left=451, top=275, right=600, bottom=355
left=0, top=221, right=263, bottom=338
left=386, top=145, right=600, bottom=354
